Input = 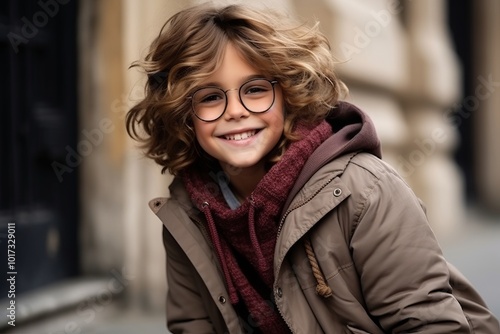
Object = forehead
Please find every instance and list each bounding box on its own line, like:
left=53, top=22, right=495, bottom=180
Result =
left=198, top=43, right=262, bottom=87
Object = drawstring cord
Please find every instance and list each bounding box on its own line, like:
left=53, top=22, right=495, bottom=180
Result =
left=200, top=201, right=239, bottom=304
left=248, top=199, right=268, bottom=273
left=304, top=237, right=333, bottom=298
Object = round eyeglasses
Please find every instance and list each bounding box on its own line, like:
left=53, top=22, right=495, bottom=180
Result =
left=189, top=78, right=278, bottom=122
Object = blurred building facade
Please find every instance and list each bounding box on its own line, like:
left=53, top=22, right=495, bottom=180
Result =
left=2, top=0, right=499, bottom=332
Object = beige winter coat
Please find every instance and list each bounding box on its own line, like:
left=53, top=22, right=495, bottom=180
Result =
left=150, top=152, right=500, bottom=333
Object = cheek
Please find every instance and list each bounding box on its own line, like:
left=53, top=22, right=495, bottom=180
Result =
left=267, top=106, right=285, bottom=132
left=271, top=114, right=284, bottom=133
left=193, top=121, right=212, bottom=148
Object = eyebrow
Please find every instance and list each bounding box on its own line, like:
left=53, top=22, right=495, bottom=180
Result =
left=200, top=74, right=268, bottom=88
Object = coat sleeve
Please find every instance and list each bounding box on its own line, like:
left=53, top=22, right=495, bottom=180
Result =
left=163, top=226, right=216, bottom=334
left=349, top=163, right=471, bottom=333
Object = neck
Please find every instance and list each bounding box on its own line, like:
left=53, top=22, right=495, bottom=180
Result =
left=221, top=162, right=267, bottom=200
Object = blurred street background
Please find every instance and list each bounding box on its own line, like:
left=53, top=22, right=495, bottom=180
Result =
left=1, top=0, right=499, bottom=333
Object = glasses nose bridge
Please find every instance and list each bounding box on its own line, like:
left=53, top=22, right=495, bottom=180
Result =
left=223, top=87, right=240, bottom=97
left=223, top=86, right=245, bottom=110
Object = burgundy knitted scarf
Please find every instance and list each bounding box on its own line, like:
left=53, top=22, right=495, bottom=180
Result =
left=182, top=121, right=332, bottom=333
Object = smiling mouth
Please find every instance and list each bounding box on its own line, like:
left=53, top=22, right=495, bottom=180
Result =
left=222, top=130, right=258, bottom=141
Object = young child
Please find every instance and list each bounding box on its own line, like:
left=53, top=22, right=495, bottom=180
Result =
left=126, top=3, right=499, bottom=333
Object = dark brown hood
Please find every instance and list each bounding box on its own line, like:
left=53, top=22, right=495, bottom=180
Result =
left=282, top=101, right=382, bottom=215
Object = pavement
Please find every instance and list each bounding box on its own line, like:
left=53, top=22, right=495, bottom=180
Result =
left=3, top=303, right=168, bottom=334
left=438, top=207, right=500, bottom=318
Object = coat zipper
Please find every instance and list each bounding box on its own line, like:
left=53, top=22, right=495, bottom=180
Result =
left=277, top=176, right=337, bottom=238
left=274, top=175, right=337, bottom=333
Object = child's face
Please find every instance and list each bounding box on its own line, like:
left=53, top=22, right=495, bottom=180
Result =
left=192, top=43, right=285, bottom=171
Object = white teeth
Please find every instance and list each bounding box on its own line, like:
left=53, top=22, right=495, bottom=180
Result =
left=224, top=130, right=257, bottom=141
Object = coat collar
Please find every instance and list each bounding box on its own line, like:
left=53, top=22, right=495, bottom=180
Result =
left=281, top=101, right=381, bottom=215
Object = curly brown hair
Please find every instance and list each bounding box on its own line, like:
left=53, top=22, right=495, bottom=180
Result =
left=126, top=3, right=347, bottom=175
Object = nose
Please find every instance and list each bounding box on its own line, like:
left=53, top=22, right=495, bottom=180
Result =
left=223, top=89, right=249, bottom=120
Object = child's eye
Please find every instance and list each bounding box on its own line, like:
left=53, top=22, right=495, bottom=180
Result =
left=243, top=85, right=270, bottom=96
left=194, top=89, right=225, bottom=104
left=200, top=93, right=223, bottom=103
left=241, top=79, right=274, bottom=98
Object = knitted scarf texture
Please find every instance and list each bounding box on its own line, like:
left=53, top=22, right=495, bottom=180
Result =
left=182, top=120, right=332, bottom=333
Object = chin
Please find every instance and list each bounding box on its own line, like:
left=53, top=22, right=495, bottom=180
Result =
left=222, top=158, right=261, bottom=170
left=227, top=161, right=257, bottom=169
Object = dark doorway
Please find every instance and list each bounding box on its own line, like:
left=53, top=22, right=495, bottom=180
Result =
left=447, top=0, right=475, bottom=201
left=0, top=0, right=79, bottom=296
